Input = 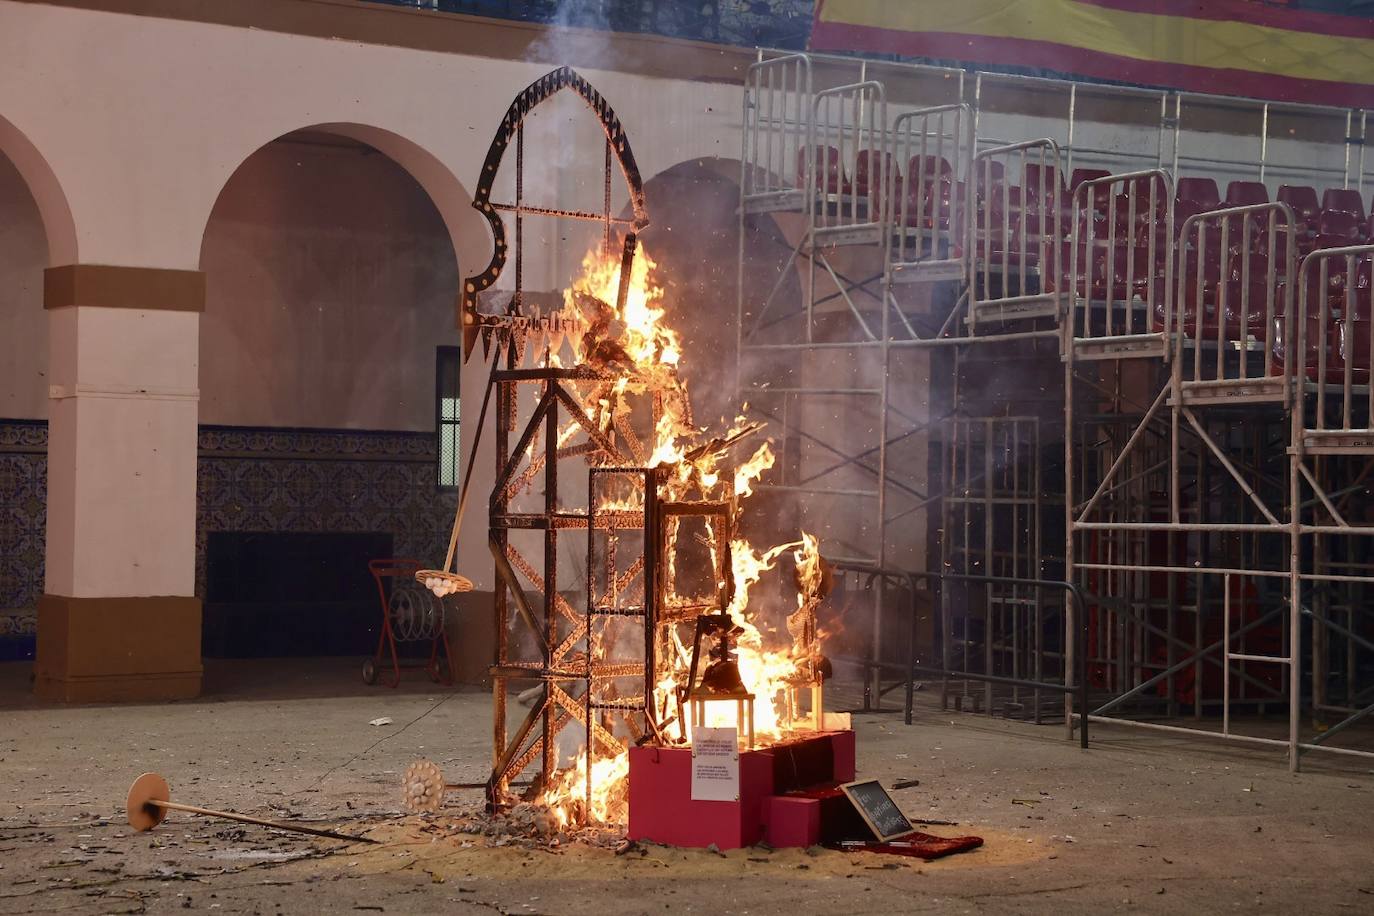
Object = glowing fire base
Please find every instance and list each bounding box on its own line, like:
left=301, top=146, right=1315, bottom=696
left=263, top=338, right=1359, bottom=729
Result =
left=626, top=730, right=856, bottom=850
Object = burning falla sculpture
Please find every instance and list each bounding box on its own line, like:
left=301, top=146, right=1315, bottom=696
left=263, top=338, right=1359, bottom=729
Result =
left=409, top=67, right=832, bottom=832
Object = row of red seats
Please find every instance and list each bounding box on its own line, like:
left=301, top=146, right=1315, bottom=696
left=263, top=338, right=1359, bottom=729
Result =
left=1175, top=177, right=1368, bottom=219
left=1153, top=267, right=1372, bottom=339
left=1277, top=314, right=1372, bottom=384
left=1159, top=313, right=1374, bottom=390
left=1138, top=295, right=1372, bottom=388
left=800, top=145, right=1374, bottom=249
left=801, top=145, right=1371, bottom=215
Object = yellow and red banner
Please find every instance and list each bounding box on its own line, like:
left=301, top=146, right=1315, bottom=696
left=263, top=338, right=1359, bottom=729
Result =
left=810, top=0, right=1374, bottom=108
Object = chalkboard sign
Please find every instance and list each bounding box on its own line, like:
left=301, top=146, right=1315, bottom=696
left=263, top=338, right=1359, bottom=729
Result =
left=841, top=779, right=914, bottom=841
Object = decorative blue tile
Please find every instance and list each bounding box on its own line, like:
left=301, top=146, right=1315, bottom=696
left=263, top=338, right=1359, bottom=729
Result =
left=0, top=421, right=455, bottom=638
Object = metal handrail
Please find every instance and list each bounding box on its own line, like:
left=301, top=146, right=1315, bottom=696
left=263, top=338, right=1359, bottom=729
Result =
left=828, top=561, right=1090, bottom=750
left=1296, top=244, right=1374, bottom=435
left=1069, top=168, right=1175, bottom=348
left=1173, top=200, right=1297, bottom=391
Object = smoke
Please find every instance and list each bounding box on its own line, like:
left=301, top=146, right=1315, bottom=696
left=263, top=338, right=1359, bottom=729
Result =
left=524, top=0, right=613, bottom=71
left=482, top=1, right=627, bottom=295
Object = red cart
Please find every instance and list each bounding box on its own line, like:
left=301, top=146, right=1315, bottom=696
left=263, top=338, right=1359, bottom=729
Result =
left=363, top=558, right=453, bottom=687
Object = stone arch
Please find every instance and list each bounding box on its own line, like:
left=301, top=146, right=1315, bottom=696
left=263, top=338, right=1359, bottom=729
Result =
left=197, top=123, right=473, bottom=429
left=199, top=122, right=484, bottom=287
left=0, top=112, right=78, bottom=266
left=193, top=122, right=475, bottom=656
left=0, top=112, right=73, bottom=659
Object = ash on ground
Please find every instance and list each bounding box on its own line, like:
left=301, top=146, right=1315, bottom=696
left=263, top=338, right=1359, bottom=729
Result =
left=411, top=802, right=627, bottom=851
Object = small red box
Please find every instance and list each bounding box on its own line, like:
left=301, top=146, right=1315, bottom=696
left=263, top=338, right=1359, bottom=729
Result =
left=761, top=795, right=822, bottom=847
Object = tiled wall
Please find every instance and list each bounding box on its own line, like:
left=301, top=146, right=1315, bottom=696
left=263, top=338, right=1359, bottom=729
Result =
left=0, top=420, right=455, bottom=659
left=0, top=420, right=45, bottom=658
left=195, top=425, right=456, bottom=597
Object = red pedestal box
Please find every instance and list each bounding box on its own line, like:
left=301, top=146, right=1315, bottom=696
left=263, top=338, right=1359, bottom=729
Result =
left=627, top=731, right=857, bottom=850
left=829, top=730, right=857, bottom=783
left=627, top=744, right=774, bottom=848
left=762, top=795, right=822, bottom=847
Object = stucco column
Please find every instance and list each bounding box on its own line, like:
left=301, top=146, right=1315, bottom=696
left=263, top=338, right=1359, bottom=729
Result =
left=34, top=265, right=204, bottom=702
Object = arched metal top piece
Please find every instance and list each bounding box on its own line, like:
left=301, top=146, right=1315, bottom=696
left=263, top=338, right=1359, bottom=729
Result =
left=462, top=66, right=649, bottom=353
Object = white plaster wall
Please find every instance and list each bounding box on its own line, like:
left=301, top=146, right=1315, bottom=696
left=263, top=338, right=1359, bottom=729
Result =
left=199, top=137, right=460, bottom=431
left=0, top=1, right=743, bottom=274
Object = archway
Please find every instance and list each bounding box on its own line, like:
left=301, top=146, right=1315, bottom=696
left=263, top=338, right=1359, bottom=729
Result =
left=196, top=125, right=471, bottom=672
left=0, top=114, right=73, bottom=661
left=638, top=157, right=798, bottom=428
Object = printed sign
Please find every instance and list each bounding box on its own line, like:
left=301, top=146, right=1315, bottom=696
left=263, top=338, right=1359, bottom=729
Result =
left=841, top=779, right=914, bottom=841
left=690, top=727, right=740, bottom=802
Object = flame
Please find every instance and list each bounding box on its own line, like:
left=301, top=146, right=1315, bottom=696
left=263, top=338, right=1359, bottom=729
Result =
left=568, top=246, right=679, bottom=370
left=529, top=244, right=828, bottom=830
left=733, top=442, right=776, bottom=502
left=794, top=532, right=824, bottom=609
left=539, top=748, right=630, bottom=829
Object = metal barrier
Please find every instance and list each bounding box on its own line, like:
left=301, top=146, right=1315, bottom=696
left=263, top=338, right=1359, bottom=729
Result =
left=889, top=103, right=973, bottom=283
left=1173, top=202, right=1297, bottom=402
left=968, top=138, right=1064, bottom=330
left=828, top=561, right=1090, bottom=749
left=1068, top=169, right=1174, bottom=358
left=741, top=53, right=812, bottom=214
left=810, top=80, right=890, bottom=247
left=1295, top=244, right=1374, bottom=443
left=941, top=417, right=1046, bottom=700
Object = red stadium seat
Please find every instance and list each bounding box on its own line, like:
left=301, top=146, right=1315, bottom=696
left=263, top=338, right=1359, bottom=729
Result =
left=908, top=154, right=953, bottom=180
left=1186, top=211, right=1260, bottom=258
left=1226, top=249, right=1273, bottom=284
left=1124, top=173, right=1169, bottom=204
left=1055, top=240, right=1103, bottom=297
left=1226, top=181, right=1269, bottom=207
left=1023, top=162, right=1066, bottom=201
left=978, top=186, right=1024, bottom=249
left=972, top=160, right=1008, bottom=200
left=1018, top=203, right=1072, bottom=240
left=1321, top=187, right=1364, bottom=218
left=1221, top=277, right=1281, bottom=339
left=898, top=176, right=955, bottom=231
left=1070, top=168, right=1110, bottom=191
left=1336, top=317, right=1372, bottom=383
left=1287, top=315, right=1374, bottom=384
left=853, top=150, right=898, bottom=199
left=1097, top=245, right=1161, bottom=303
left=1278, top=185, right=1319, bottom=222
left=1162, top=283, right=1220, bottom=336
left=1317, top=210, right=1362, bottom=245
left=1173, top=198, right=1205, bottom=237
left=798, top=145, right=847, bottom=194
left=1316, top=258, right=1374, bottom=320
left=1177, top=177, right=1221, bottom=210
left=1271, top=313, right=1329, bottom=381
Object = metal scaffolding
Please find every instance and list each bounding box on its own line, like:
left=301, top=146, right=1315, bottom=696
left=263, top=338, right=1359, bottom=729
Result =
left=737, top=50, right=1374, bottom=770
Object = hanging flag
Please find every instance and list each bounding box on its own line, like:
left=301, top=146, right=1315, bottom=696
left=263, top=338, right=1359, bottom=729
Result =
left=810, top=0, right=1374, bottom=108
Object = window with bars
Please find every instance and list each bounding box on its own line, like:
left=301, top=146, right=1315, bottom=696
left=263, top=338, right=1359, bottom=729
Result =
left=436, top=346, right=461, bottom=490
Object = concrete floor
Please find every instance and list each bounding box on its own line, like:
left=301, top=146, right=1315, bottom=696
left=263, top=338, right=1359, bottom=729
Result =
left=2, top=659, right=1374, bottom=915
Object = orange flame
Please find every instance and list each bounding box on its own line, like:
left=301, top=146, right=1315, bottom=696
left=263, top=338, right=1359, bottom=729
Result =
left=534, top=245, right=828, bottom=829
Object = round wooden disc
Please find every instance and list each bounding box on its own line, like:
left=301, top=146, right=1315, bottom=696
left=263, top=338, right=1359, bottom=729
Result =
left=126, top=772, right=170, bottom=832
left=402, top=759, right=445, bottom=814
